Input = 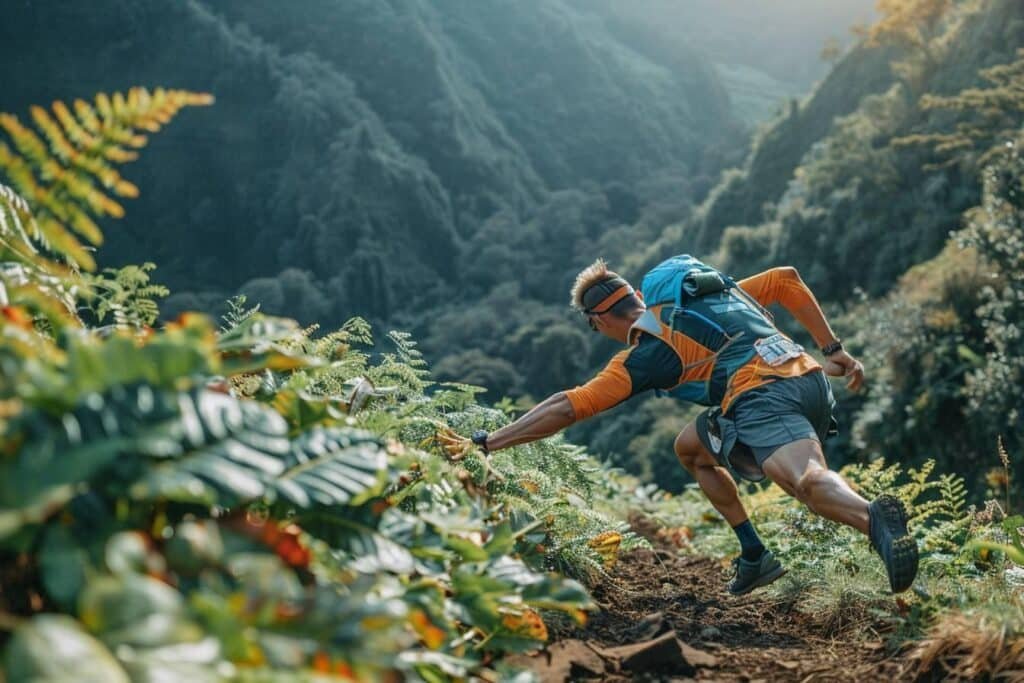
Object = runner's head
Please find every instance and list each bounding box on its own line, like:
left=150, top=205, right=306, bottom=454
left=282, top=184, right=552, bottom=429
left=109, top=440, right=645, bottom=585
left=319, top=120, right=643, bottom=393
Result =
left=570, top=259, right=644, bottom=338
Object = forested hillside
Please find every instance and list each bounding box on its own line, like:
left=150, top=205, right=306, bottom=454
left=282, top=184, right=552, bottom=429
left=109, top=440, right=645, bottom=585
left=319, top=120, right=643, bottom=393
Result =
left=0, top=0, right=737, bottom=323
left=658, top=0, right=1024, bottom=496
left=590, top=0, right=877, bottom=123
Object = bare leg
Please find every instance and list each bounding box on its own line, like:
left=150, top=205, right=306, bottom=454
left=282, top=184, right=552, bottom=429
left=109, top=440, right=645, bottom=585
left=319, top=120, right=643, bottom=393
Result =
left=760, top=439, right=870, bottom=534
left=674, top=422, right=749, bottom=527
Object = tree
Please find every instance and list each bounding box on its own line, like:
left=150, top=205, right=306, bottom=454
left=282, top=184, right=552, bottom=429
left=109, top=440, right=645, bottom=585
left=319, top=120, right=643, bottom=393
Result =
left=820, top=37, right=843, bottom=65
left=896, top=49, right=1024, bottom=168
left=958, top=134, right=1024, bottom=449
left=867, top=0, right=954, bottom=54
left=866, top=0, right=958, bottom=94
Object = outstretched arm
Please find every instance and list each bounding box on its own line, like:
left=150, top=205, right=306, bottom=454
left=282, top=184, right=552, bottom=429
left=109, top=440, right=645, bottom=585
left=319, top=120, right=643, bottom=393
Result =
left=485, top=348, right=637, bottom=452
left=738, top=266, right=864, bottom=391
left=484, top=392, right=577, bottom=452
left=445, top=348, right=642, bottom=455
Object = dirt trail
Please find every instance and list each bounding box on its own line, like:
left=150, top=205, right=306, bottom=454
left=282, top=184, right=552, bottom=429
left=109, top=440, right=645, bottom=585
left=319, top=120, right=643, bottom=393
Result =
left=515, top=522, right=913, bottom=682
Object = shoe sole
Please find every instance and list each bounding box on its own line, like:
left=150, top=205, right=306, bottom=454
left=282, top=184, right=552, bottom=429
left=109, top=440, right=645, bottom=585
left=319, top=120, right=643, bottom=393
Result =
left=873, top=496, right=919, bottom=593
left=729, top=564, right=787, bottom=596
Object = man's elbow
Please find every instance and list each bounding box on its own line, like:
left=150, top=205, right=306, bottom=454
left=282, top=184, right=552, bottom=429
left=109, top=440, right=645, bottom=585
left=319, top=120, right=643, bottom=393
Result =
left=777, top=265, right=802, bottom=282
left=552, top=392, right=579, bottom=424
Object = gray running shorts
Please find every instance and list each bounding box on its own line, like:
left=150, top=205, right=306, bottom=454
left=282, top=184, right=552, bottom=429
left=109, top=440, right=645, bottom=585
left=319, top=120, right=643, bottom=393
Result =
left=695, top=370, right=837, bottom=482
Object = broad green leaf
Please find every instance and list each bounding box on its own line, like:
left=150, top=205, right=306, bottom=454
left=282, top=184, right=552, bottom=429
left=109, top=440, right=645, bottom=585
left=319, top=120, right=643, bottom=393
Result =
left=301, top=506, right=414, bottom=575
left=3, top=615, right=129, bottom=683
left=118, top=638, right=223, bottom=683
left=444, top=535, right=489, bottom=562
left=483, top=521, right=516, bottom=557
left=80, top=574, right=201, bottom=648
left=398, top=651, right=476, bottom=679
left=39, top=524, right=90, bottom=610
left=105, top=531, right=157, bottom=576
left=164, top=520, right=223, bottom=576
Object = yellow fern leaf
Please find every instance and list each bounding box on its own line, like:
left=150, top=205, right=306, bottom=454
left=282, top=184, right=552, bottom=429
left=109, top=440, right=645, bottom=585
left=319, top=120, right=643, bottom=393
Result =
left=114, top=180, right=139, bottom=199
left=36, top=215, right=94, bottom=270
left=0, top=86, right=211, bottom=276
left=30, top=106, right=75, bottom=162
left=0, top=114, right=49, bottom=168
left=52, top=101, right=96, bottom=148
left=95, top=92, right=113, bottom=123
left=67, top=206, right=103, bottom=245
left=102, top=146, right=139, bottom=163
left=73, top=99, right=101, bottom=134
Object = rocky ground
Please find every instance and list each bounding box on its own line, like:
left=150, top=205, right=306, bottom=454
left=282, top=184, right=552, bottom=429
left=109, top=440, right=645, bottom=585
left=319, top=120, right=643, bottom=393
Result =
left=512, top=525, right=917, bottom=682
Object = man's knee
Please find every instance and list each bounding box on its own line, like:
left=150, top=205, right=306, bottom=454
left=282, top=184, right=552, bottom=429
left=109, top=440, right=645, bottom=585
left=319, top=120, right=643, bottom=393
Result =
left=795, top=465, right=831, bottom=502
left=762, top=439, right=826, bottom=498
left=674, top=423, right=702, bottom=471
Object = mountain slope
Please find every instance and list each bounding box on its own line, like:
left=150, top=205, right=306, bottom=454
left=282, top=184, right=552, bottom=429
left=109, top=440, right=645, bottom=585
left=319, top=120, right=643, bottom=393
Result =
left=691, top=0, right=1024, bottom=301
left=0, top=0, right=738, bottom=323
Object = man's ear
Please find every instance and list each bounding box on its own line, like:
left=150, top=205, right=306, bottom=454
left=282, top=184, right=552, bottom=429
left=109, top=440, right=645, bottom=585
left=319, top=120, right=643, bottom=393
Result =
left=635, top=290, right=644, bottom=302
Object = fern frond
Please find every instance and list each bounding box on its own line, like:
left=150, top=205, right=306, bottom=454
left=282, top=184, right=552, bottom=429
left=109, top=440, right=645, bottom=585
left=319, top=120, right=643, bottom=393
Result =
left=0, top=87, right=213, bottom=271
left=341, top=316, right=374, bottom=347
left=0, top=184, right=81, bottom=326
left=85, top=262, right=168, bottom=328
left=219, top=294, right=260, bottom=334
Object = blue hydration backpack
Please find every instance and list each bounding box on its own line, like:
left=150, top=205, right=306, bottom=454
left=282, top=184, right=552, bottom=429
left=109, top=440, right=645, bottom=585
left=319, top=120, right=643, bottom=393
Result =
left=641, top=254, right=740, bottom=331
left=637, top=254, right=780, bottom=406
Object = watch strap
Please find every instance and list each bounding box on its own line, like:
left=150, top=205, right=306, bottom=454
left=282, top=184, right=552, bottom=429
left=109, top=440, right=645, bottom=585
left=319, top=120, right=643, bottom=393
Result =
left=470, top=430, right=490, bottom=454
left=821, top=339, right=844, bottom=356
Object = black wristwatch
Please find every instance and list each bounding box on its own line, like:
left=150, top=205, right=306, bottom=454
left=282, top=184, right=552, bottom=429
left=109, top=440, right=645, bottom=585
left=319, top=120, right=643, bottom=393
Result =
left=470, top=429, right=490, bottom=454
left=821, top=339, right=844, bottom=356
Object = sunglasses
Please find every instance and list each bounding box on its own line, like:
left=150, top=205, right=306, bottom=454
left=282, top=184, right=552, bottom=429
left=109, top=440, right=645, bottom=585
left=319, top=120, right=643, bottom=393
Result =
left=585, top=311, right=606, bottom=332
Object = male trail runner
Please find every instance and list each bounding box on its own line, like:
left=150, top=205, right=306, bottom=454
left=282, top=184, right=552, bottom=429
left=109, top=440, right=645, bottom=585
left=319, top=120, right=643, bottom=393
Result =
left=445, top=258, right=919, bottom=594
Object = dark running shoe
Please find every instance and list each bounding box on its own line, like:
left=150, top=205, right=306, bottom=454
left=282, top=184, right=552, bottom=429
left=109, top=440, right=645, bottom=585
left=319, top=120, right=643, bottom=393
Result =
left=868, top=494, right=919, bottom=593
left=728, top=550, right=787, bottom=595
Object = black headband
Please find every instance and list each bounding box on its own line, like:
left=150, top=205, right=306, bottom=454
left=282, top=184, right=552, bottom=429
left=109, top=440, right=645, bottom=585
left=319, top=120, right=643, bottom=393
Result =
left=581, top=275, right=632, bottom=313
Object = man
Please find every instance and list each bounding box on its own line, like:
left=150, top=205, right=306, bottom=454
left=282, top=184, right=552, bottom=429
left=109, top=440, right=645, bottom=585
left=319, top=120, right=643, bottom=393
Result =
left=445, top=257, right=919, bottom=595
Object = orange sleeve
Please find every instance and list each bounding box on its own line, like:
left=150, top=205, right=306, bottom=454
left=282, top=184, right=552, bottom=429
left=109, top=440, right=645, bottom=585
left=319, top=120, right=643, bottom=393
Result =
left=737, top=267, right=837, bottom=348
left=564, top=350, right=634, bottom=421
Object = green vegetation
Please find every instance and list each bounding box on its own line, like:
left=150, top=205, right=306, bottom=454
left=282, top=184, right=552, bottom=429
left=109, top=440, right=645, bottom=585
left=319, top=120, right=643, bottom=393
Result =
left=2, top=1, right=1024, bottom=678
left=0, top=92, right=645, bottom=679
left=635, top=456, right=1024, bottom=677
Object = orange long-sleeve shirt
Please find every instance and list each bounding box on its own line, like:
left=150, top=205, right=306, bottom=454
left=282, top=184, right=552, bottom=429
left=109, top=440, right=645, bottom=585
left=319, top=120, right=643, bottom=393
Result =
left=564, top=267, right=836, bottom=420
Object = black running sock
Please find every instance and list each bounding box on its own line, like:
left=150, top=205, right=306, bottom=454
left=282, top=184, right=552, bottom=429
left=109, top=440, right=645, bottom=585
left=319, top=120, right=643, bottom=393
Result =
left=732, top=519, right=765, bottom=561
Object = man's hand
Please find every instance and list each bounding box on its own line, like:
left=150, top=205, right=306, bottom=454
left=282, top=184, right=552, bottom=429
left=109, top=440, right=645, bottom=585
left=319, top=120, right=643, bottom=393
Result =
left=434, top=427, right=477, bottom=461
left=823, top=349, right=865, bottom=392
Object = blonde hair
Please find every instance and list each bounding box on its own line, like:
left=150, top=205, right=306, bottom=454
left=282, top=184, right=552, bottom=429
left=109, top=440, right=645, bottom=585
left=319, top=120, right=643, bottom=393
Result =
left=570, top=258, right=616, bottom=311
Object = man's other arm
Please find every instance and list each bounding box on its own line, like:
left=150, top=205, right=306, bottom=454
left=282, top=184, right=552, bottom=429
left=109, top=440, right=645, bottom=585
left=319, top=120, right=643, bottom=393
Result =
left=737, top=267, right=838, bottom=348
left=738, top=266, right=864, bottom=391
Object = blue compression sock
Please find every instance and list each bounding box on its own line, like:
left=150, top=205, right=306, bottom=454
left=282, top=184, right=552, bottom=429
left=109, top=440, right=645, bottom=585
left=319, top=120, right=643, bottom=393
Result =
left=732, top=519, right=765, bottom=561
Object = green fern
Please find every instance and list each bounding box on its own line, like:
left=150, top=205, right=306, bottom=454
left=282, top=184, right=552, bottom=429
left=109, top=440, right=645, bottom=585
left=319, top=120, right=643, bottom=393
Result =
left=0, top=183, right=81, bottom=327
left=0, top=381, right=390, bottom=531
left=84, top=262, right=168, bottom=328
left=219, top=293, right=260, bottom=333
